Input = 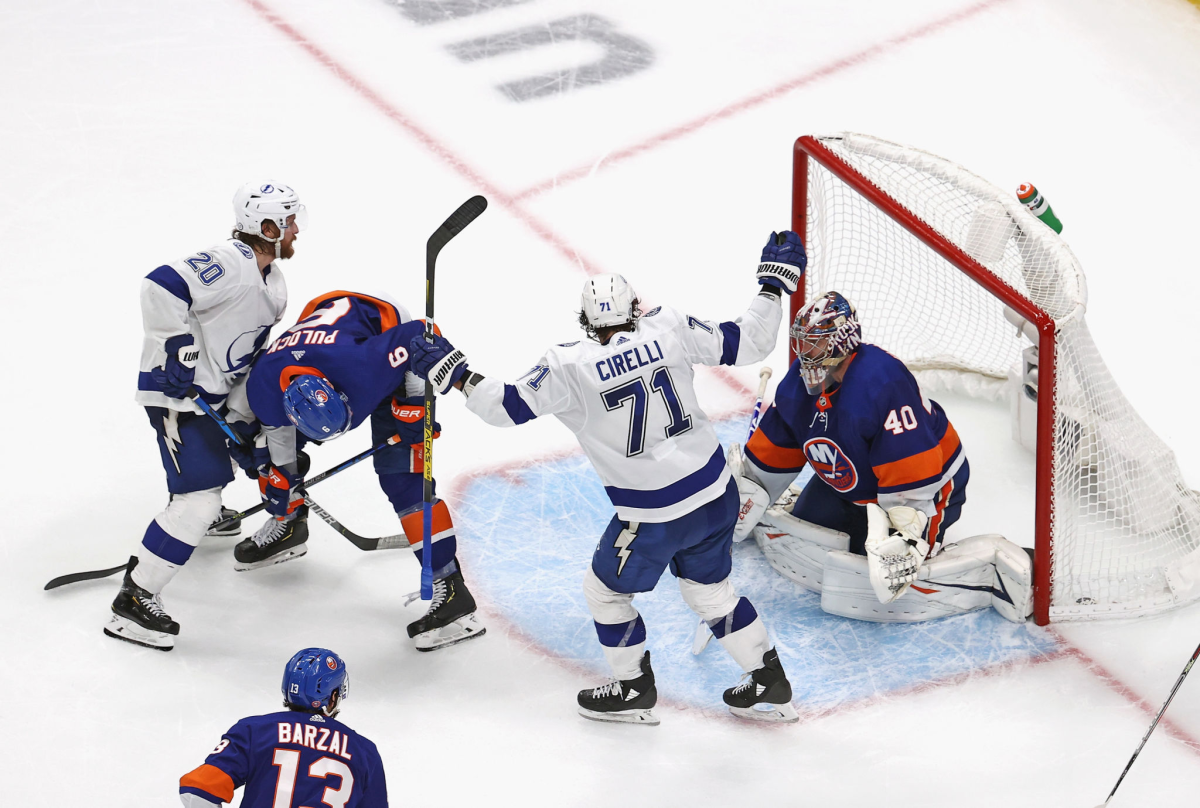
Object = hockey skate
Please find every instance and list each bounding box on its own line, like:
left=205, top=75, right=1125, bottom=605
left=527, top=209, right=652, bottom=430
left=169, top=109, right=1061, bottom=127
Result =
left=234, top=508, right=309, bottom=571
left=405, top=568, right=485, bottom=651
left=723, top=648, right=799, bottom=723
left=206, top=506, right=241, bottom=538
left=104, top=556, right=179, bottom=652
left=577, top=650, right=660, bottom=726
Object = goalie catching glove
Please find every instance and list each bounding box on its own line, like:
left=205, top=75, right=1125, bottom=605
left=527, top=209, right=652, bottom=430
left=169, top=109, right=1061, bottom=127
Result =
left=864, top=503, right=931, bottom=604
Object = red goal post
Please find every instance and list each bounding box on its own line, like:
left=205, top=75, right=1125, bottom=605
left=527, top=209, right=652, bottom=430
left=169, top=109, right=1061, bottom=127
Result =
left=789, top=133, right=1200, bottom=625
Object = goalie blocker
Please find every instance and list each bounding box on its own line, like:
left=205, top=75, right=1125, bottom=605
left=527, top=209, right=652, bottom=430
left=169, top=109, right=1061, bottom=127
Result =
left=739, top=476, right=1032, bottom=623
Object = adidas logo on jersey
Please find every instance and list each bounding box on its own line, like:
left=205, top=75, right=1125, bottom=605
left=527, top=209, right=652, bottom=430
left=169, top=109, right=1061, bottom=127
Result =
left=615, top=335, right=630, bottom=345
left=292, top=350, right=306, bottom=360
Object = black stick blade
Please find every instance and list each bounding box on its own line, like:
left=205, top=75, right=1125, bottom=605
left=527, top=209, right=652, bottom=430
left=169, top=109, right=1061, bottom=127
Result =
left=428, top=195, right=488, bottom=256
left=45, top=563, right=127, bottom=590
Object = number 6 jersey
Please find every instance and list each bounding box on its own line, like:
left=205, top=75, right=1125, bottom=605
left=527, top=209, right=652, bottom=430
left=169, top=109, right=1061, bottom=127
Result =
left=464, top=293, right=782, bottom=522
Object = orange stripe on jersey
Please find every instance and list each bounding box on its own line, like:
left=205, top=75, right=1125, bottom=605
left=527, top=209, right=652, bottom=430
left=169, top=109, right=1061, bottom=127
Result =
left=277, top=365, right=327, bottom=391
left=872, top=422, right=962, bottom=491
left=746, top=428, right=807, bottom=471
left=927, top=476, right=956, bottom=549
left=400, top=500, right=455, bottom=546
left=180, top=763, right=236, bottom=803
left=299, top=291, right=401, bottom=331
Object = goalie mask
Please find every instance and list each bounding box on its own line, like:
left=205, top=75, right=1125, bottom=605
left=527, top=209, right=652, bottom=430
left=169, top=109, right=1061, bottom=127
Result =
left=791, top=291, right=862, bottom=394
left=579, top=273, right=641, bottom=342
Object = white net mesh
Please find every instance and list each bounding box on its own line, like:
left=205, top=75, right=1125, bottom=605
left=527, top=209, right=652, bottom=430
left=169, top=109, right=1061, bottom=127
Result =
left=801, top=133, right=1200, bottom=621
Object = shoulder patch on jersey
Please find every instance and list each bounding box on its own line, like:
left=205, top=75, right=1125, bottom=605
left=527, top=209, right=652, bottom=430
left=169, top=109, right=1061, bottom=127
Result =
left=645, top=306, right=662, bottom=317
left=233, top=241, right=254, bottom=260
left=557, top=341, right=580, bottom=347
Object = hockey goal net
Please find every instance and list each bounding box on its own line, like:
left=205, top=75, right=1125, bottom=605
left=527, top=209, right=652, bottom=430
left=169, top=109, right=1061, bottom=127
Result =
left=792, top=133, right=1200, bottom=624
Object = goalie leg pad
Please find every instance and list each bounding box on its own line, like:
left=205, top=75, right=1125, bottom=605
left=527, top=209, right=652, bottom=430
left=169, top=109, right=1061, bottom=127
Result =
left=822, top=534, right=1023, bottom=623
left=992, top=539, right=1034, bottom=623
left=584, top=567, right=646, bottom=680
left=754, top=506, right=850, bottom=592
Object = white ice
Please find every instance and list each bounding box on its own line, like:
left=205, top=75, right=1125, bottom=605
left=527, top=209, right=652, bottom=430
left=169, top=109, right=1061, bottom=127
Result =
left=5, top=0, right=1200, bottom=805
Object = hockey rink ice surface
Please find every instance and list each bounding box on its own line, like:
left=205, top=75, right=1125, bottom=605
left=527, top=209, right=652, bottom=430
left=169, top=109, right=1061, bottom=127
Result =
left=6, top=1, right=1200, bottom=805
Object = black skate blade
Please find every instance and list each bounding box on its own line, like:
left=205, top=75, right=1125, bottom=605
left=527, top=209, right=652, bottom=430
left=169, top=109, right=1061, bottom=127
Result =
left=414, top=616, right=486, bottom=652
left=233, top=545, right=308, bottom=572
left=728, top=702, right=799, bottom=724
left=578, top=707, right=660, bottom=726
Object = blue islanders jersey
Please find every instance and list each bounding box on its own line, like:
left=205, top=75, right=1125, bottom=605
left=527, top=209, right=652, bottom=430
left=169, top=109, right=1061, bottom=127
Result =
left=179, top=710, right=387, bottom=807
left=745, top=344, right=964, bottom=514
left=247, top=291, right=426, bottom=430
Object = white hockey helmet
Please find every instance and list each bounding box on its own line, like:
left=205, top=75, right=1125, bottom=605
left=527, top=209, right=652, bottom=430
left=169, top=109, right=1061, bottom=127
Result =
left=232, top=181, right=308, bottom=242
left=580, top=273, right=641, bottom=341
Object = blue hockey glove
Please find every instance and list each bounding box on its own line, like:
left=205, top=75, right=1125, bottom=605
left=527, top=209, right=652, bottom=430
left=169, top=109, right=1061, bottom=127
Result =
left=259, top=464, right=301, bottom=518
left=756, top=231, right=806, bottom=295
left=227, top=421, right=261, bottom=479
left=150, top=334, right=199, bottom=399
left=408, top=333, right=469, bottom=395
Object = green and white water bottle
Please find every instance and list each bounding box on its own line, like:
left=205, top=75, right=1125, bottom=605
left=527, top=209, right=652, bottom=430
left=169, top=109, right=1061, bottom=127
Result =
left=1017, top=182, right=1063, bottom=234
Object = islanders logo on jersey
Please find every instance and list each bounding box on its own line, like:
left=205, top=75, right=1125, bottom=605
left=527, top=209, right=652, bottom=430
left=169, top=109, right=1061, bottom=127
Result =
left=803, top=438, right=858, bottom=492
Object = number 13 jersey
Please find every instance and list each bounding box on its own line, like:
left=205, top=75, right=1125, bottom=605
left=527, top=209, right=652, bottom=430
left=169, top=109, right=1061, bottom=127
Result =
left=464, top=293, right=781, bottom=522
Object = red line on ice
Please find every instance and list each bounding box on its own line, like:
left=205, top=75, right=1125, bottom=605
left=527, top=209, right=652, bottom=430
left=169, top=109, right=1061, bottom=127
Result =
left=511, top=0, right=1014, bottom=201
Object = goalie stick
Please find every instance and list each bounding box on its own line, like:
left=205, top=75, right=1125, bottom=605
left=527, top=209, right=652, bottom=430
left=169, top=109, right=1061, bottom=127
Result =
left=1095, top=640, right=1200, bottom=807
left=693, top=366, right=774, bottom=655
left=420, top=194, right=488, bottom=600
left=43, top=435, right=404, bottom=590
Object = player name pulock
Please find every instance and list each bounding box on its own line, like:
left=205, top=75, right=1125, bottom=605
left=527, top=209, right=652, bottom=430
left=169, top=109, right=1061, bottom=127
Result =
left=276, top=721, right=354, bottom=760
left=595, top=339, right=665, bottom=381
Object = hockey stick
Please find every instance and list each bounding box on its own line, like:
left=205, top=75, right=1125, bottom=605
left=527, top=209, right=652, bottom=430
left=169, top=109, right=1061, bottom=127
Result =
left=420, top=194, right=488, bottom=599
left=305, top=496, right=407, bottom=552
left=189, top=389, right=243, bottom=445
left=43, top=435, right=403, bottom=590
left=693, top=366, right=774, bottom=655
left=1095, top=640, right=1200, bottom=807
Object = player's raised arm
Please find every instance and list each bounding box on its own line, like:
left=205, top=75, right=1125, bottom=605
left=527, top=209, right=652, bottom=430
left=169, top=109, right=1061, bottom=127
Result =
left=674, top=230, right=804, bottom=368
left=408, top=333, right=571, bottom=428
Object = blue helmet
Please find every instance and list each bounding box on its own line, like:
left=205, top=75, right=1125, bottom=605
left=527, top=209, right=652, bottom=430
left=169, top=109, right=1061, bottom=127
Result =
left=283, top=375, right=352, bottom=440
left=282, top=647, right=349, bottom=717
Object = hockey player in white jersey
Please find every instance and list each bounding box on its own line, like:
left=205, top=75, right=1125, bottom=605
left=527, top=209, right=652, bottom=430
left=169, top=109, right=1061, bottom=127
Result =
left=409, top=232, right=809, bottom=724
left=106, top=182, right=306, bottom=651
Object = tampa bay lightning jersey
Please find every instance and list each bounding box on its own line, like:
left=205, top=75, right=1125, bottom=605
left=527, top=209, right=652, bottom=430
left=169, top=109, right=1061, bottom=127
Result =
left=465, top=293, right=782, bottom=522
left=137, top=239, right=288, bottom=412
left=745, top=344, right=964, bottom=515
left=246, top=291, right=425, bottom=432
left=179, top=710, right=387, bottom=807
